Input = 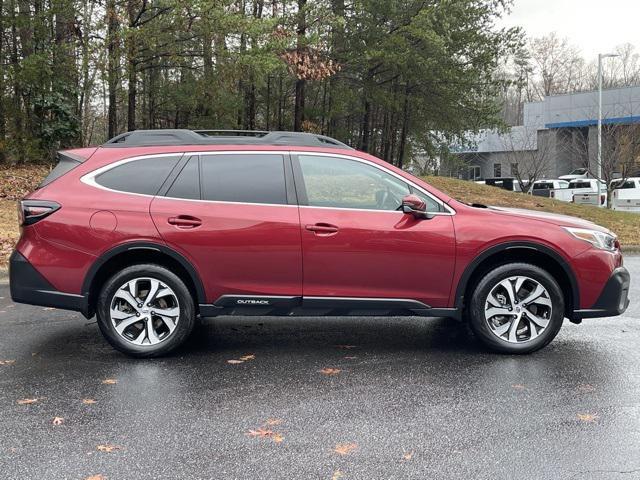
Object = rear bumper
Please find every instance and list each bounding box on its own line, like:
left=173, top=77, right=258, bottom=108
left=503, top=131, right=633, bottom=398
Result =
left=573, top=266, right=630, bottom=319
left=9, top=250, right=89, bottom=316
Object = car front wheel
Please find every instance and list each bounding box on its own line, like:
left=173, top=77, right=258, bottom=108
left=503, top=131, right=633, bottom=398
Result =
left=468, top=263, right=565, bottom=354
left=96, top=264, right=196, bottom=358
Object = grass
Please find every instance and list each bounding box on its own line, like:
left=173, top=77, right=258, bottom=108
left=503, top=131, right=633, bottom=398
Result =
left=425, top=176, right=640, bottom=247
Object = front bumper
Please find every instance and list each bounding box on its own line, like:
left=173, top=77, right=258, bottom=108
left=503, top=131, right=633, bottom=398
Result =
left=9, top=250, right=88, bottom=315
left=573, top=266, right=630, bottom=319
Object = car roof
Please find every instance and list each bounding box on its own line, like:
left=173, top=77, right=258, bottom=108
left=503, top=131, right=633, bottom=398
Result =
left=103, top=129, right=353, bottom=150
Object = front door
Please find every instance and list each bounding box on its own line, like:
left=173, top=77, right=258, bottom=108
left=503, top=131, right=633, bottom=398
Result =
left=294, top=154, right=456, bottom=308
left=150, top=152, right=302, bottom=305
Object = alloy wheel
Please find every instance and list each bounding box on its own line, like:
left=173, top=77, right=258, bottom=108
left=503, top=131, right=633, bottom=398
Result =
left=109, top=277, right=180, bottom=346
left=484, top=275, right=553, bottom=343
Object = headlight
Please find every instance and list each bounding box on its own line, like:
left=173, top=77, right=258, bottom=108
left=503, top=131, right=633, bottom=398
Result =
left=564, top=227, right=617, bottom=251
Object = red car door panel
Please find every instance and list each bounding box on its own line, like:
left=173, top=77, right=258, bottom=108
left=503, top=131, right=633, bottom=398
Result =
left=299, top=208, right=456, bottom=306
left=151, top=198, right=302, bottom=302
left=150, top=153, right=302, bottom=303
left=294, top=153, right=456, bottom=307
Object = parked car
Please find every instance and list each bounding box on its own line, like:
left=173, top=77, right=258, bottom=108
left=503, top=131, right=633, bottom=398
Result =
left=611, top=178, right=640, bottom=213
left=484, top=177, right=525, bottom=192
left=531, top=179, right=570, bottom=198
left=551, top=179, right=607, bottom=207
left=10, top=129, right=629, bottom=357
left=559, top=168, right=590, bottom=181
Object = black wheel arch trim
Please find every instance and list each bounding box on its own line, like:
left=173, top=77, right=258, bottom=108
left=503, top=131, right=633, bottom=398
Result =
left=454, top=241, right=580, bottom=313
left=81, top=241, right=207, bottom=308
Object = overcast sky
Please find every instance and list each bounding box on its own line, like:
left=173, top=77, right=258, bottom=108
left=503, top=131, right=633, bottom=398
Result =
left=500, top=0, right=640, bottom=59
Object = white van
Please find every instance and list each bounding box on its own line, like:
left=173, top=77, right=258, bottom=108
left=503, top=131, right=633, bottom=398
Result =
left=611, top=178, right=640, bottom=212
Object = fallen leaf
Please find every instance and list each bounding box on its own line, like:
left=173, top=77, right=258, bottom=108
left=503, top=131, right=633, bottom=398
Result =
left=577, top=384, right=596, bottom=393
left=336, top=345, right=358, bottom=350
left=320, top=368, right=341, bottom=376
left=247, top=427, right=284, bottom=443
left=0, top=359, right=16, bottom=366
left=52, top=417, right=64, bottom=426
left=402, top=451, right=414, bottom=460
left=333, top=443, right=357, bottom=456
left=227, top=359, right=244, bottom=365
left=247, top=428, right=274, bottom=438
left=17, top=398, right=38, bottom=405
left=96, top=444, right=122, bottom=453
left=42, top=307, right=56, bottom=311
left=577, top=413, right=598, bottom=422
left=265, top=418, right=283, bottom=426
left=511, top=384, right=526, bottom=390
left=239, top=354, right=255, bottom=361
left=84, top=475, right=106, bottom=480
left=332, top=470, right=344, bottom=480
left=82, top=398, right=98, bottom=405
left=101, top=379, right=117, bottom=385
left=344, top=356, right=358, bottom=360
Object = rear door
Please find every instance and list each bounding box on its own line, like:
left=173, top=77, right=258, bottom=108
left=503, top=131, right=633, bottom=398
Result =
left=150, top=152, right=302, bottom=305
left=293, top=153, right=456, bottom=308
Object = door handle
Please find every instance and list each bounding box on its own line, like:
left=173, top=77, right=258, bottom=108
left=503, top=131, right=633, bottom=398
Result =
left=168, top=215, right=202, bottom=229
left=305, top=223, right=339, bottom=235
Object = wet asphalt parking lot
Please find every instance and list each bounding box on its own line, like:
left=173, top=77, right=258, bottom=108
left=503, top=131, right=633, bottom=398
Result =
left=0, top=258, right=639, bottom=480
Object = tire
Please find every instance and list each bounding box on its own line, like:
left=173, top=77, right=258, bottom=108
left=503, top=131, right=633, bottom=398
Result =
left=96, top=264, right=196, bottom=358
left=467, top=263, right=564, bottom=354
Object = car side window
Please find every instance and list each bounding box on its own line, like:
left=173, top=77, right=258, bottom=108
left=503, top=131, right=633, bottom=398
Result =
left=166, top=156, right=200, bottom=200
left=200, top=154, right=287, bottom=205
left=95, top=156, right=180, bottom=195
left=297, top=155, right=443, bottom=212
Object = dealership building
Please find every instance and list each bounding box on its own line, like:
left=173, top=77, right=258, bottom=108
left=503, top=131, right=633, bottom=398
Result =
left=450, top=85, right=640, bottom=180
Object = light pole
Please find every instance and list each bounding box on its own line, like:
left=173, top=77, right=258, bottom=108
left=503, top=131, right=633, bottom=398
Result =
left=597, top=53, right=619, bottom=207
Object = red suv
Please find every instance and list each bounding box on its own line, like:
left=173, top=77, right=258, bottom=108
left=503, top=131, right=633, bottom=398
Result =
left=10, top=130, right=630, bottom=357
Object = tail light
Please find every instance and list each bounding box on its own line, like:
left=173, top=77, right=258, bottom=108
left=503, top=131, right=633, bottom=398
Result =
left=18, top=200, right=60, bottom=226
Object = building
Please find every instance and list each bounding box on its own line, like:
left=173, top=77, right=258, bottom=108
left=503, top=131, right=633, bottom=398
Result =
left=450, top=85, right=640, bottom=181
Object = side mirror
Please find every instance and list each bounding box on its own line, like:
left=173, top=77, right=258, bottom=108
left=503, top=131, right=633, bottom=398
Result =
left=402, top=194, right=433, bottom=219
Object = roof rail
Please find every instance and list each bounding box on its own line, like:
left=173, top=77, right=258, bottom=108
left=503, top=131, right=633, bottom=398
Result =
left=102, top=129, right=353, bottom=149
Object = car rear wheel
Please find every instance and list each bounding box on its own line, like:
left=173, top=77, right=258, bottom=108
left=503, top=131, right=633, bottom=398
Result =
left=468, top=263, right=565, bottom=354
left=96, top=264, right=195, bottom=358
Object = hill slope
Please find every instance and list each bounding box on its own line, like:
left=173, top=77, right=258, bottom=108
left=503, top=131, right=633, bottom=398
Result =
left=425, top=176, right=640, bottom=247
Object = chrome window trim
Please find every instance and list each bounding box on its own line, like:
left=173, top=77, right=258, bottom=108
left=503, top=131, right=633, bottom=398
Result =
left=80, top=150, right=455, bottom=215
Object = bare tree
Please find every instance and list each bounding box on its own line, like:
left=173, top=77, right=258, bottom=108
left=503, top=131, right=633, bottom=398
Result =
left=500, top=127, right=552, bottom=191
left=529, top=33, right=586, bottom=98
left=563, top=123, right=640, bottom=206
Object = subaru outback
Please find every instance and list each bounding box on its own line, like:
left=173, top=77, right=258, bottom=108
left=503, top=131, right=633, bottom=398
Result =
left=9, top=129, right=630, bottom=357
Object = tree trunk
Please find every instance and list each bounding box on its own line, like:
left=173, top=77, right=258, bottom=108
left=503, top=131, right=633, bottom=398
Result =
left=53, top=0, right=80, bottom=146
left=126, top=0, right=137, bottom=132
left=17, top=0, right=33, bottom=137
left=106, top=0, right=118, bottom=138
left=278, top=75, right=284, bottom=130
left=328, top=0, right=345, bottom=136
left=360, top=98, right=371, bottom=152
left=0, top=0, right=5, bottom=161
left=397, top=86, right=411, bottom=169
left=265, top=76, right=271, bottom=130
left=9, top=0, right=24, bottom=162
left=293, top=0, right=307, bottom=131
